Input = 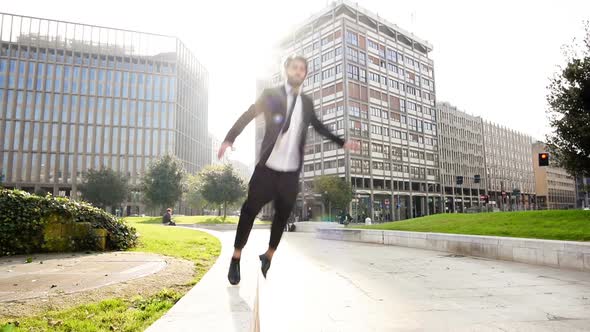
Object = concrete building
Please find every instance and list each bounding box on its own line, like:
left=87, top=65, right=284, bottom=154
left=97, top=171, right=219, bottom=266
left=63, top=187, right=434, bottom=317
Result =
left=436, top=102, right=486, bottom=213
left=482, top=121, right=535, bottom=210
left=265, top=0, right=440, bottom=221
left=0, top=12, right=209, bottom=213
left=532, top=141, right=576, bottom=209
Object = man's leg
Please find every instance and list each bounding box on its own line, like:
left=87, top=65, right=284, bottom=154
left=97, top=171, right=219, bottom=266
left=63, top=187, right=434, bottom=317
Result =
left=233, top=166, right=275, bottom=257
left=266, top=172, right=299, bottom=258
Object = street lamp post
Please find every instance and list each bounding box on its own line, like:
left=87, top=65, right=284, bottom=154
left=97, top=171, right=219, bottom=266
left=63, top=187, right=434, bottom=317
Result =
left=323, top=191, right=331, bottom=222
left=356, top=194, right=360, bottom=222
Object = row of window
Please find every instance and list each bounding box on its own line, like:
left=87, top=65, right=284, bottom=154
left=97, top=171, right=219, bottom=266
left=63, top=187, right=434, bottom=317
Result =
left=304, top=136, right=438, bottom=159
left=0, top=91, right=175, bottom=127
left=2, top=121, right=172, bottom=156
left=350, top=158, right=438, bottom=177
left=346, top=30, right=433, bottom=76
left=1, top=152, right=167, bottom=183
left=303, top=30, right=343, bottom=54
left=0, top=61, right=175, bottom=101
left=347, top=64, right=434, bottom=101
left=1, top=48, right=177, bottom=73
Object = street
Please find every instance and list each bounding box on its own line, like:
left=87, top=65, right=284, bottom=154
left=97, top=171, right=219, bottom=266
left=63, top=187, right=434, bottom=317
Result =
left=149, top=228, right=590, bottom=331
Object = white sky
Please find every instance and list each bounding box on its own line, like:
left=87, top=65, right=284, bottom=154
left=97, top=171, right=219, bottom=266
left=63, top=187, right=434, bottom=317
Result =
left=4, top=0, right=590, bottom=166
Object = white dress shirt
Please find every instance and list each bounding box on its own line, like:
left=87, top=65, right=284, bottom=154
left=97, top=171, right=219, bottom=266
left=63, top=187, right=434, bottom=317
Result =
left=265, top=82, right=304, bottom=172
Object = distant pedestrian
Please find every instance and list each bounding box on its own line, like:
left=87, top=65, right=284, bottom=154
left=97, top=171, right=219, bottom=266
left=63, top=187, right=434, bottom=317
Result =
left=162, top=208, right=176, bottom=226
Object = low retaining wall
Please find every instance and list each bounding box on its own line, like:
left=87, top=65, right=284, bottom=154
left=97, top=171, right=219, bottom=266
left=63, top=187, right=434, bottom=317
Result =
left=293, top=222, right=344, bottom=233
left=181, top=224, right=271, bottom=231
left=317, top=228, right=590, bottom=272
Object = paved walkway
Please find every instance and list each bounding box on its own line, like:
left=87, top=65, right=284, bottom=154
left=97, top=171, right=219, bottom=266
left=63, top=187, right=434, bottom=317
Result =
left=0, top=252, right=166, bottom=302
left=148, top=228, right=590, bottom=332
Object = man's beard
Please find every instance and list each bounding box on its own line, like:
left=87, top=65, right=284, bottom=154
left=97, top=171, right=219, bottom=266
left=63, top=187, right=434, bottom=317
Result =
left=287, top=76, right=304, bottom=89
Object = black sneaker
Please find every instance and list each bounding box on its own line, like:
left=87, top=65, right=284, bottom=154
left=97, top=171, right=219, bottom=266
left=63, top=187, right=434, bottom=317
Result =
left=228, top=257, right=240, bottom=285
left=259, top=254, right=271, bottom=279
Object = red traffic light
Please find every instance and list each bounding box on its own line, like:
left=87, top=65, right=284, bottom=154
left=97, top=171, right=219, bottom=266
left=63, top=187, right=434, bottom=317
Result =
left=538, top=153, right=549, bottom=166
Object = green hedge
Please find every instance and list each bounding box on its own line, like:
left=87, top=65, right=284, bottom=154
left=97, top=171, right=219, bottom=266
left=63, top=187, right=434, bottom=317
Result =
left=0, top=189, right=138, bottom=255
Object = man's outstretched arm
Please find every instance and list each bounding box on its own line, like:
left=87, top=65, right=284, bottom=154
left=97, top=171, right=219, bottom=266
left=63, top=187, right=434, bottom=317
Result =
left=310, top=106, right=360, bottom=151
left=218, top=90, right=267, bottom=159
left=309, top=108, right=345, bottom=147
left=223, top=104, right=258, bottom=143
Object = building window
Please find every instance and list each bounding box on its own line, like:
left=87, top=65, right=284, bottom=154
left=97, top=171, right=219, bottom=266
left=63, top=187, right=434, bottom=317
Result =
left=347, top=64, right=359, bottom=80
left=369, top=72, right=379, bottom=82
left=368, top=39, right=379, bottom=50
left=346, top=31, right=359, bottom=46
left=322, top=67, right=335, bottom=80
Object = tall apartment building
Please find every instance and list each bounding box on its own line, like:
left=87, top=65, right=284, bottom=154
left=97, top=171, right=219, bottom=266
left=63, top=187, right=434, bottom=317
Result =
left=436, top=102, right=486, bottom=213
left=0, top=13, right=209, bottom=213
left=482, top=121, right=535, bottom=210
left=532, top=141, right=576, bottom=209
left=264, top=1, right=439, bottom=221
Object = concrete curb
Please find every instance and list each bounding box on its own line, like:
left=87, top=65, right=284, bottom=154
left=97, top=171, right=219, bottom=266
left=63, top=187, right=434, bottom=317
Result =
left=316, top=228, right=590, bottom=272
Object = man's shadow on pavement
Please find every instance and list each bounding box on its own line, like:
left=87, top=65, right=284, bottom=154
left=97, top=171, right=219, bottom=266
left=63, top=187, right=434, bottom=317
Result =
left=227, top=285, right=257, bottom=332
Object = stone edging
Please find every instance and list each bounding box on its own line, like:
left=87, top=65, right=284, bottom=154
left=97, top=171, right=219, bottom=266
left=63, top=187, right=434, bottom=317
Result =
left=316, top=228, right=590, bottom=272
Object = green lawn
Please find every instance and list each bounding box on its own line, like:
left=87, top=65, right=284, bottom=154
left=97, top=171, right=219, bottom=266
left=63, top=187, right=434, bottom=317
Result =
left=1, top=219, right=221, bottom=332
left=126, top=215, right=270, bottom=225
left=353, top=210, right=590, bottom=241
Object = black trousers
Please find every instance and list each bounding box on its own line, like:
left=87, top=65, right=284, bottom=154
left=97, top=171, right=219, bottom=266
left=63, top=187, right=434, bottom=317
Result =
left=234, top=164, right=299, bottom=250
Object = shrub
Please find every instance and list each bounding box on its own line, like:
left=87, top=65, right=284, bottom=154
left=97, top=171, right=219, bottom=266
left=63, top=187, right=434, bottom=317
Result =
left=0, top=189, right=138, bottom=256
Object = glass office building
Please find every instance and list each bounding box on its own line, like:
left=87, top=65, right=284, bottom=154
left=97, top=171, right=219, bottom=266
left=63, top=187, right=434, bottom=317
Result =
left=0, top=13, right=209, bottom=213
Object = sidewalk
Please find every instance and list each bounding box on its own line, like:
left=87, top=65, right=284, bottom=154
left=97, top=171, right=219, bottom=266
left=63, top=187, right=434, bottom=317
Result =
left=0, top=252, right=166, bottom=302
left=146, top=228, right=349, bottom=332
left=147, top=227, right=590, bottom=332
left=145, top=229, right=257, bottom=332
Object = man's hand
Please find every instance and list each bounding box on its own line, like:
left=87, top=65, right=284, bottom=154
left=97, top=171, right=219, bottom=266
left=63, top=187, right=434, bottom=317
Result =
left=217, top=141, right=233, bottom=160
left=343, top=140, right=361, bottom=152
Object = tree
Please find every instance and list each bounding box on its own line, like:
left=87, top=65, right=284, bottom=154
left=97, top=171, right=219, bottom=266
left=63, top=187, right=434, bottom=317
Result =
left=141, top=155, right=185, bottom=212
left=197, top=164, right=246, bottom=219
left=546, top=21, right=590, bottom=177
left=79, top=167, right=129, bottom=210
left=185, top=173, right=208, bottom=214
left=313, top=175, right=353, bottom=218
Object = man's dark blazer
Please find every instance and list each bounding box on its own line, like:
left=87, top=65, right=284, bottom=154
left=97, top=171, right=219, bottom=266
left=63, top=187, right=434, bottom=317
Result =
left=223, top=85, right=345, bottom=173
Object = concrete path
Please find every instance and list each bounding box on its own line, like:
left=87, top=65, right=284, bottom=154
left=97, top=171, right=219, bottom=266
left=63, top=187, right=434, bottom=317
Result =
left=148, top=228, right=590, bottom=332
left=0, top=252, right=166, bottom=302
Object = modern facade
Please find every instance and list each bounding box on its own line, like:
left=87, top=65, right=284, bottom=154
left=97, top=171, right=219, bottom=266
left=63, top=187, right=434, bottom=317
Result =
left=265, top=0, right=440, bottom=221
left=482, top=120, right=535, bottom=210
left=532, top=141, right=576, bottom=209
left=0, top=13, right=209, bottom=213
left=436, top=102, right=486, bottom=213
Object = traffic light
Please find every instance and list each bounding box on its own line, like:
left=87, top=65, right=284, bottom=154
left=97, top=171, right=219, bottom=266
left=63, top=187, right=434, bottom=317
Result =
left=474, top=174, right=481, bottom=184
left=456, top=176, right=463, bottom=185
left=538, top=153, right=549, bottom=167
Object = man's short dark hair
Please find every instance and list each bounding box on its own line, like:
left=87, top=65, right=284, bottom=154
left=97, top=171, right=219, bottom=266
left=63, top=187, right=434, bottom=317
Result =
left=284, top=55, right=308, bottom=74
